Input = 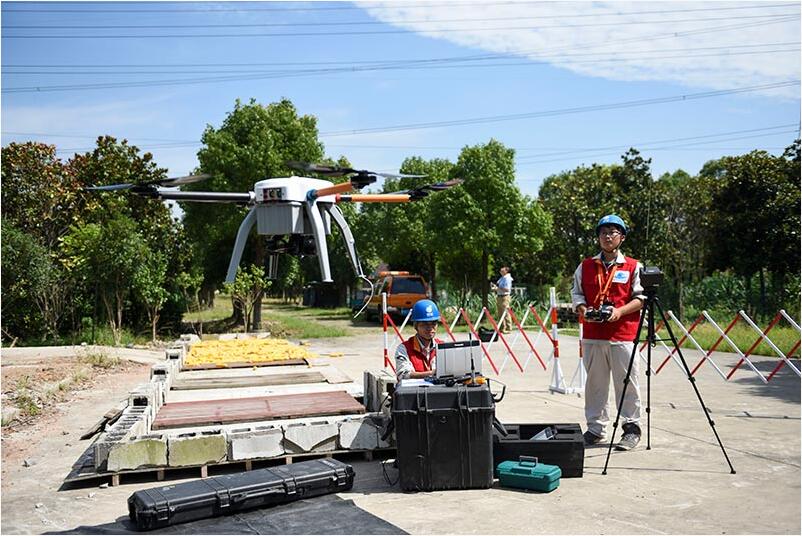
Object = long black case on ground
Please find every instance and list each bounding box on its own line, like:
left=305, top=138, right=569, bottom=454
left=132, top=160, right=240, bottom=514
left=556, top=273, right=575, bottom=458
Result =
left=127, top=458, right=354, bottom=531
left=493, top=423, right=584, bottom=477
left=392, top=383, right=494, bottom=492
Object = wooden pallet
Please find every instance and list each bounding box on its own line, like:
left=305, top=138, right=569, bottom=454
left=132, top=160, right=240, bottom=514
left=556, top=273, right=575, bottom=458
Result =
left=64, top=444, right=396, bottom=487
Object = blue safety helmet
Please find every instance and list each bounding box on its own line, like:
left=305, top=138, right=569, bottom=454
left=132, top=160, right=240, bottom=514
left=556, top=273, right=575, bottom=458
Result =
left=595, top=214, right=628, bottom=236
left=411, top=299, right=441, bottom=322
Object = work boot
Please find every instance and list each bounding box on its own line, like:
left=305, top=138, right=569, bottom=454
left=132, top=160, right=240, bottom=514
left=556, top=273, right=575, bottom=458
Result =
left=583, top=430, right=605, bottom=446
left=616, top=423, right=641, bottom=451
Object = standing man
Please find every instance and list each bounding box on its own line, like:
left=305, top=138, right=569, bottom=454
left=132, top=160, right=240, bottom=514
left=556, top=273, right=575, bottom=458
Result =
left=494, top=266, right=514, bottom=334
left=571, top=215, right=645, bottom=451
left=395, top=299, right=442, bottom=380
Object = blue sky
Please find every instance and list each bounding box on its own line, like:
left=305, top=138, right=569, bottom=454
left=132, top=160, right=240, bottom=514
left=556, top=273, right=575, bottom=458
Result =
left=2, top=1, right=800, bottom=199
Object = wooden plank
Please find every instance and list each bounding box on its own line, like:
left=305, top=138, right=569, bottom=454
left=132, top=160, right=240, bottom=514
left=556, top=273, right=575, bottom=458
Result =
left=151, top=391, right=365, bottom=430
left=171, top=371, right=326, bottom=390
left=164, top=381, right=362, bottom=404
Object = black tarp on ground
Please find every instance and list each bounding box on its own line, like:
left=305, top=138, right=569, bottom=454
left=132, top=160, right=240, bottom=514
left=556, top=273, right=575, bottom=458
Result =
left=46, top=494, right=406, bottom=535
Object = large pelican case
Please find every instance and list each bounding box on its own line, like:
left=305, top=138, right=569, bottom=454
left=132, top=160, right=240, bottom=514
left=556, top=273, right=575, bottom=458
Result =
left=392, top=383, right=494, bottom=492
left=497, top=456, right=562, bottom=493
left=127, top=458, right=354, bottom=531
left=493, top=423, right=584, bottom=477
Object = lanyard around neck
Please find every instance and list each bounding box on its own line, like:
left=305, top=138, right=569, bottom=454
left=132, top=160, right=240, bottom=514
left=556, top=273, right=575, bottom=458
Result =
left=594, top=258, right=619, bottom=304
left=415, top=335, right=435, bottom=366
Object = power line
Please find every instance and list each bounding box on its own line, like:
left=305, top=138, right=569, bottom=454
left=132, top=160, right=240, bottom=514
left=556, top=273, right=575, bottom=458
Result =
left=6, top=42, right=797, bottom=69
left=319, top=82, right=801, bottom=137
left=5, top=11, right=798, bottom=29
left=516, top=130, right=799, bottom=167
left=5, top=48, right=798, bottom=76
left=516, top=124, right=800, bottom=161
left=3, top=14, right=796, bottom=38
left=3, top=2, right=795, bottom=14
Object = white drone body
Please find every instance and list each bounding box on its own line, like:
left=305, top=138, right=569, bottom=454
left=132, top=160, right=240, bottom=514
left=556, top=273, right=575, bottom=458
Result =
left=230, top=176, right=358, bottom=284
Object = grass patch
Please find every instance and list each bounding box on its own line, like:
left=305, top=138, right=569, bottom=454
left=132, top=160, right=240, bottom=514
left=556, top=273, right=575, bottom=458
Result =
left=79, top=349, right=121, bottom=369
left=265, top=309, right=350, bottom=338
left=14, top=389, right=41, bottom=417
left=183, top=295, right=237, bottom=323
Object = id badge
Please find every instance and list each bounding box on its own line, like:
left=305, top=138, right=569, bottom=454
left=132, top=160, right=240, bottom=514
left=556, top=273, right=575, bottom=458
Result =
left=613, top=270, right=630, bottom=284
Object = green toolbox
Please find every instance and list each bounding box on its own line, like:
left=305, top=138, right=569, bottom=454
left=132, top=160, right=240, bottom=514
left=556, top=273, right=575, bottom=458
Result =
left=496, top=456, right=561, bottom=493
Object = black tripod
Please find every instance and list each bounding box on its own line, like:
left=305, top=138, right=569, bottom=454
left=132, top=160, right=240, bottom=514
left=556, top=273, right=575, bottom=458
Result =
left=602, top=287, right=736, bottom=474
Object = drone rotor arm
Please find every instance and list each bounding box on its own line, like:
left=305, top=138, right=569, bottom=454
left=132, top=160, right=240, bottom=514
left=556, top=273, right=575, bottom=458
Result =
left=154, top=190, right=255, bottom=204
left=335, top=194, right=412, bottom=203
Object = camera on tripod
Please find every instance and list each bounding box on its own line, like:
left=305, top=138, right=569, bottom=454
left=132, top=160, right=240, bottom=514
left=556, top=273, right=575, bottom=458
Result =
left=640, top=266, right=664, bottom=292
left=584, top=303, right=614, bottom=322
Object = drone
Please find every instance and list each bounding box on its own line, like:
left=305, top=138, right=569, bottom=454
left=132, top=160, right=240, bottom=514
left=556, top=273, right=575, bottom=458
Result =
left=87, top=162, right=462, bottom=284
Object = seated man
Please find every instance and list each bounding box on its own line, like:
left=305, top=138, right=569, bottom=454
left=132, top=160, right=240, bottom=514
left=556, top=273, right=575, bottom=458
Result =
left=395, top=299, right=443, bottom=380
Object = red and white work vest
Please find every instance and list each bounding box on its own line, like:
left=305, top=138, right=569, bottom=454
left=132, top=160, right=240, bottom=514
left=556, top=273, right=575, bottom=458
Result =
left=580, top=256, right=640, bottom=342
left=401, top=336, right=443, bottom=373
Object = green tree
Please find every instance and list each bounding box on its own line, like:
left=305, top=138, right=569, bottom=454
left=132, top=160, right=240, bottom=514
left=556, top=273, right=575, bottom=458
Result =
left=224, top=264, right=272, bottom=333
left=188, top=98, right=323, bottom=325
left=429, top=140, right=551, bottom=308
left=133, top=249, right=169, bottom=343
left=701, top=146, right=801, bottom=316
left=60, top=216, right=146, bottom=345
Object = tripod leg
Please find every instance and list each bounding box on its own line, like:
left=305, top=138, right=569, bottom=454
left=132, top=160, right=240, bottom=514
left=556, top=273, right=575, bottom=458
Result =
left=655, top=299, right=736, bottom=474
left=602, top=305, right=648, bottom=475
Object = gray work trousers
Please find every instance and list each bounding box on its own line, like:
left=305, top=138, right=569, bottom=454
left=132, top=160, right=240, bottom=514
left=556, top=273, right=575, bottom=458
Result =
left=582, top=339, right=642, bottom=438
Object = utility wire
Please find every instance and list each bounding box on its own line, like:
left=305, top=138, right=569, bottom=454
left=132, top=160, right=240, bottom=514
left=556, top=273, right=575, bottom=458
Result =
left=5, top=12, right=797, bottom=29
left=320, top=82, right=801, bottom=136
left=516, top=129, right=800, bottom=168
left=5, top=47, right=798, bottom=75
left=8, top=124, right=796, bottom=157
left=5, top=41, right=799, bottom=69
left=515, top=124, right=800, bottom=161
left=3, top=2, right=795, bottom=14
left=3, top=14, right=796, bottom=38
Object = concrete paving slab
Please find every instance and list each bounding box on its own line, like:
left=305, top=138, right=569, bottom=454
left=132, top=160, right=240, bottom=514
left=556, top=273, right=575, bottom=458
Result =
left=163, top=381, right=363, bottom=402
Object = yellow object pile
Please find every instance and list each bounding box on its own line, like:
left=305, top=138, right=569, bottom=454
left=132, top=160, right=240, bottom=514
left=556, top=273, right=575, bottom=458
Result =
left=184, top=338, right=316, bottom=367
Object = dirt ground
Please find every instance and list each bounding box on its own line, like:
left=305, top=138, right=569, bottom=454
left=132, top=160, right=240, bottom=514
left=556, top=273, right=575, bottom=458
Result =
left=1, top=357, right=150, bottom=482
left=0, top=327, right=799, bottom=535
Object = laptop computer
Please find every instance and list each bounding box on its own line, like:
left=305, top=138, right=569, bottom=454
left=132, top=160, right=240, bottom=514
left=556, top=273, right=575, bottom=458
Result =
left=435, top=339, right=482, bottom=378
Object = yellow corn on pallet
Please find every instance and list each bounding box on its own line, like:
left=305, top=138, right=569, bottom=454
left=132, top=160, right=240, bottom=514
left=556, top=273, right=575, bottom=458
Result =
left=184, top=339, right=316, bottom=368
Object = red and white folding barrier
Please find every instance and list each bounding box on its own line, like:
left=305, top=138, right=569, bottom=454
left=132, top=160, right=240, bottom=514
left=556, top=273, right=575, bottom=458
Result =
left=727, top=310, right=800, bottom=381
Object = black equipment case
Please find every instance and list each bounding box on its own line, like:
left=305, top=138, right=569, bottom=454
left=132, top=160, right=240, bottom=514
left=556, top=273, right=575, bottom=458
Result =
left=392, top=383, right=494, bottom=492
left=127, top=458, right=354, bottom=531
left=493, top=423, right=585, bottom=478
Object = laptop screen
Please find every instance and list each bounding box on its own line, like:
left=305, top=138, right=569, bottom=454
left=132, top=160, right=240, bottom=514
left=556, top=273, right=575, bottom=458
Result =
left=435, top=339, right=482, bottom=377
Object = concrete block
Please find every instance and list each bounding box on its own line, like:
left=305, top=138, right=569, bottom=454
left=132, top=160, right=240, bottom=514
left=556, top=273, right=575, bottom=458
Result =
left=107, top=434, right=167, bottom=471
left=168, top=431, right=227, bottom=467
left=227, top=426, right=284, bottom=460
left=282, top=420, right=338, bottom=453
left=363, top=370, right=395, bottom=413
left=338, top=418, right=380, bottom=450
left=179, top=333, right=201, bottom=343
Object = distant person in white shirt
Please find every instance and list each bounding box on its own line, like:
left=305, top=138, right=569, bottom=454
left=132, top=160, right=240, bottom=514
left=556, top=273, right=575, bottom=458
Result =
left=493, top=266, right=514, bottom=334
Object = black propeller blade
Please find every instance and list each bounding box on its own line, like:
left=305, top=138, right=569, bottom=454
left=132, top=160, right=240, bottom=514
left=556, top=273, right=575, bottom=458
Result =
left=388, top=178, right=464, bottom=200
left=285, top=161, right=425, bottom=180
left=85, top=173, right=210, bottom=192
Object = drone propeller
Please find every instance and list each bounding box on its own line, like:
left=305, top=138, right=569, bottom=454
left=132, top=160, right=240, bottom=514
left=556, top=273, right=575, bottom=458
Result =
left=388, top=178, right=464, bottom=200
left=85, top=173, right=210, bottom=192
left=286, top=161, right=425, bottom=181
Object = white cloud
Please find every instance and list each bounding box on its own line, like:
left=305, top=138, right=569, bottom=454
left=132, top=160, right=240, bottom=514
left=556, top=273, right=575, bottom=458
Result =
left=357, top=1, right=800, bottom=98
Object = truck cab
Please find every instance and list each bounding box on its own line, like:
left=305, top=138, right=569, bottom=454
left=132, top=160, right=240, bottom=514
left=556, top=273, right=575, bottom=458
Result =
left=366, top=271, right=430, bottom=322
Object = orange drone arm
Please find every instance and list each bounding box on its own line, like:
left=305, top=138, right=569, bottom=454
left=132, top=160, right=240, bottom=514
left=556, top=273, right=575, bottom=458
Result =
left=336, top=194, right=412, bottom=203
left=311, top=182, right=356, bottom=198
